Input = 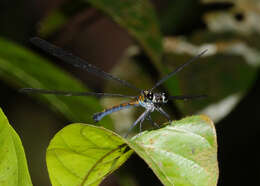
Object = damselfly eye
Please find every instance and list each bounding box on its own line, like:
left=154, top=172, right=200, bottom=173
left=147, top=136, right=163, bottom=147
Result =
left=147, top=92, right=153, bottom=100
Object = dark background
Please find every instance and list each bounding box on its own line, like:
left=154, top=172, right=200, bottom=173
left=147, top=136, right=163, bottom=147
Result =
left=0, top=0, right=260, bottom=185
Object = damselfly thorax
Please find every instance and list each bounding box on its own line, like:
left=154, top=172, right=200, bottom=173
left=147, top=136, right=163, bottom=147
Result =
left=93, top=90, right=169, bottom=122
left=21, top=37, right=207, bottom=137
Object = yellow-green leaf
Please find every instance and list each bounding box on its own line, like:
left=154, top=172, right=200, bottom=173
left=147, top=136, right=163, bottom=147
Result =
left=46, top=124, right=133, bottom=186
left=128, top=115, right=219, bottom=186
left=0, top=108, right=32, bottom=186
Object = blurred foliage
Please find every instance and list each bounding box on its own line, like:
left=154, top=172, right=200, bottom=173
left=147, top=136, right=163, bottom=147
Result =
left=39, top=0, right=163, bottom=69
left=163, top=37, right=259, bottom=121
left=0, top=108, right=32, bottom=186
left=203, top=0, right=260, bottom=35
left=38, top=0, right=90, bottom=37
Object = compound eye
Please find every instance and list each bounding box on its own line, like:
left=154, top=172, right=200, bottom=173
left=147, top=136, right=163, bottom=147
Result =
left=148, top=92, right=153, bottom=100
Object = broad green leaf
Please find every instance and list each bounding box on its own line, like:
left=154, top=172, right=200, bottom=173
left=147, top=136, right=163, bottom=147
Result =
left=128, top=115, right=218, bottom=186
left=0, top=37, right=112, bottom=129
left=47, top=115, right=218, bottom=186
left=0, top=107, right=32, bottom=186
left=46, top=123, right=133, bottom=186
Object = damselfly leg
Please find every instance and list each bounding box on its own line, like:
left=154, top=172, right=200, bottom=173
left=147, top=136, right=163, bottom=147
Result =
left=147, top=115, right=160, bottom=128
left=125, top=109, right=151, bottom=138
left=155, top=106, right=172, bottom=122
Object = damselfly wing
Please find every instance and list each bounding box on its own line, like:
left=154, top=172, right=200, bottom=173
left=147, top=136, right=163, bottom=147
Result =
left=21, top=37, right=207, bottom=137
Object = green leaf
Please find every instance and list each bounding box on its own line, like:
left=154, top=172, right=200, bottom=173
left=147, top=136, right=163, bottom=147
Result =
left=0, top=107, right=32, bottom=186
left=47, top=115, right=218, bottom=186
left=0, top=37, right=113, bottom=129
left=128, top=115, right=218, bottom=186
left=86, top=0, right=163, bottom=67
left=46, top=123, right=133, bottom=186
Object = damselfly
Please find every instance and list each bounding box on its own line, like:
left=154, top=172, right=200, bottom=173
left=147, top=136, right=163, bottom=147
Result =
left=21, top=37, right=207, bottom=137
